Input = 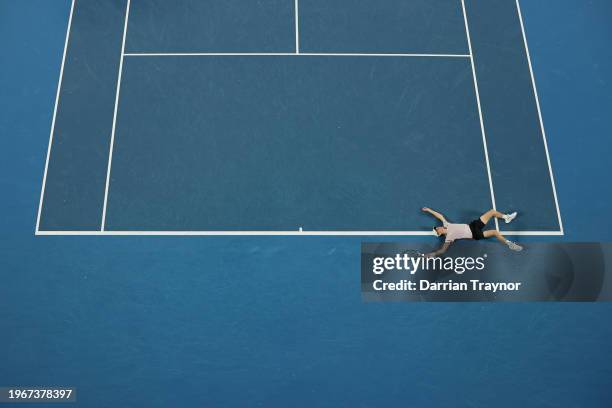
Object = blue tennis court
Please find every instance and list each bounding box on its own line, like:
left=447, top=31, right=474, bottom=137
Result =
left=36, top=0, right=562, bottom=235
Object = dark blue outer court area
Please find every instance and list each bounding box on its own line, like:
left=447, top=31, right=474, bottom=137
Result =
left=1, top=1, right=612, bottom=407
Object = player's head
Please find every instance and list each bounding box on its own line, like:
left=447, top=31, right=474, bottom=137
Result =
left=433, top=226, right=446, bottom=236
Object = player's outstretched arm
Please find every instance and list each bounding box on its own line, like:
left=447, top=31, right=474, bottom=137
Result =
left=421, top=207, right=447, bottom=223
left=425, top=242, right=451, bottom=258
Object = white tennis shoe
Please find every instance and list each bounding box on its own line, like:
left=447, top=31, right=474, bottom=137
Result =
left=503, top=212, right=517, bottom=224
left=507, top=241, right=523, bottom=251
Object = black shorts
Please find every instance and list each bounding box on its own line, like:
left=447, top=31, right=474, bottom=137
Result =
left=469, top=219, right=485, bottom=240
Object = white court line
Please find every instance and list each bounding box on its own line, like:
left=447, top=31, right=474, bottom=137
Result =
left=460, top=0, right=500, bottom=231
left=101, top=0, right=131, bottom=231
left=36, top=231, right=436, bottom=236
left=123, top=52, right=471, bottom=58
left=35, top=0, right=76, bottom=234
left=34, top=230, right=563, bottom=236
left=499, top=230, right=564, bottom=236
left=516, top=0, right=564, bottom=233
left=294, top=0, right=300, bottom=53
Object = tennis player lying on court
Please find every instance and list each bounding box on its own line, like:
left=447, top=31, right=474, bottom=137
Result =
left=422, top=207, right=522, bottom=257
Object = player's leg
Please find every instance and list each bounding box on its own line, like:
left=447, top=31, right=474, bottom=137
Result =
left=479, top=209, right=517, bottom=225
left=483, top=230, right=522, bottom=251
left=483, top=229, right=506, bottom=243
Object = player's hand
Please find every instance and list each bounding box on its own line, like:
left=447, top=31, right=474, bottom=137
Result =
left=421, top=207, right=431, bottom=212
